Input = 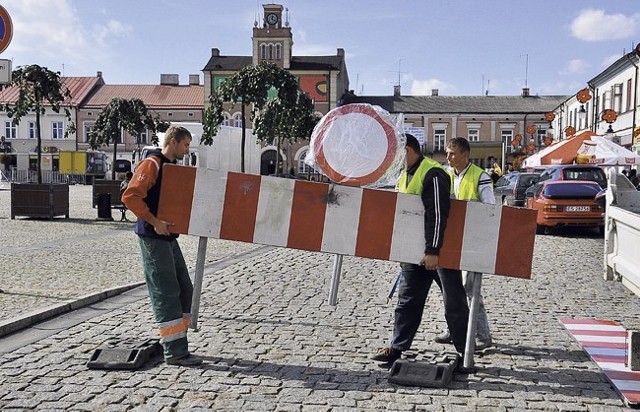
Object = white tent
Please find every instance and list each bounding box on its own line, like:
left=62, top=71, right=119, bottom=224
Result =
left=576, top=135, right=640, bottom=166
left=521, top=131, right=640, bottom=168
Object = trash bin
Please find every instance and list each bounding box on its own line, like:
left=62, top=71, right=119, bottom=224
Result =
left=97, top=193, right=113, bottom=221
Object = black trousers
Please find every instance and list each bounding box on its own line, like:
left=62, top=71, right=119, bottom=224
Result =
left=391, top=263, right=469, bottom=354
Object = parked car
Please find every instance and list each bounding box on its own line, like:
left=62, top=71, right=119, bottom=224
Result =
left=525, top=180, right=605, bottom=235
left=537, top=164, right=607, bottom=189
left=493, top=172, right=540, bottom=206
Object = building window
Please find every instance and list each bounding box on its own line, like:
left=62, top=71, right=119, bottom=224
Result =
left=501, top=129, right=514, bottom=153
left=434, top=129, right=446, bottom=152
left=28, top=121, right=37, bottom=139
left=234, top=114, right=243, bottom=128
left=222, top=113, right=230, bottom=127
left=468, top=129, right=479, bottom=142
left=188, top=112, right=194, bottom=117
left=138, top=130, right=148, bottom=145
left=268, top=44, right=273, bottom=60
left=4, top=121, right=17, bottom=139
left=536, top=127, right=546, bottom=146
left=51, top=121, right=64, bottom=139
left=298, top=149, right=319, bottom=174
left=261, top=44, right=267, bottom=60
left=612, top=83, right=623, bottom=113
left=627, top=79, right=633, bottom=112
left=167, top=112, right=173, bottom=117
left=275, top=43, right=281, bottom=60
left=82, top=122, right=94, bottom=143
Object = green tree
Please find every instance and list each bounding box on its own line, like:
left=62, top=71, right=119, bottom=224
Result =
left=89, top=98, right=169, bottom=179
left=2, top=65, right=74, bottom=184
left=203, top=62, right=319, bottom=173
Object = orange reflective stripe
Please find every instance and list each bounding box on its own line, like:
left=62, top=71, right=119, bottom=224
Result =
left=159, top=323, right=187, bottom=337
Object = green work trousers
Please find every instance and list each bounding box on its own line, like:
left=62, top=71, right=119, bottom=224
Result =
left=138, top=236, right=193, bottom=360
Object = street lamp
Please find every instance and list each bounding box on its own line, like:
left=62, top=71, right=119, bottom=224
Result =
left=576, top=88, right=592, bottom=121
left=601, top=109, right=618, bottom=143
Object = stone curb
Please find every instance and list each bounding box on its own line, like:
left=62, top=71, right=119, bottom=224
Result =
left=0, top=281, right=145, bottom=338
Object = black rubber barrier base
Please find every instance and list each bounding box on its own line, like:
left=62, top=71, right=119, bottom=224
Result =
left=388, top=351, right=459, bottom=388
left=87, top=339, right=162, bottom=370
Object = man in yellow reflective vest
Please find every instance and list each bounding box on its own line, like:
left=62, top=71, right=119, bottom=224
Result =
left=372, top=134, right=469, bottom=365
left=435, top=137, right=494, bottom=351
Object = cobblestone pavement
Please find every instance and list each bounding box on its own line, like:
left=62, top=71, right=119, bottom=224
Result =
left=1, top=184, right=640, bottom=410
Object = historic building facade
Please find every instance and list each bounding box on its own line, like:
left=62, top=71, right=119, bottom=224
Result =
left=202, top=3, right=349, bottom=176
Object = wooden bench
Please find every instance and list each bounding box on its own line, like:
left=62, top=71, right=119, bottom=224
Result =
left=92, top=179, right=129, bottom=221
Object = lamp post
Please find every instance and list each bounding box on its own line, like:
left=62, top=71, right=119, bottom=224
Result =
left=577, top=88, right=592, bottom=123
left=601, top=109, right=618, bottom=143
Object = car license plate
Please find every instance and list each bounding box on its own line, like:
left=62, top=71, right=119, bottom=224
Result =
left=565, top=206, right=590, bottom=212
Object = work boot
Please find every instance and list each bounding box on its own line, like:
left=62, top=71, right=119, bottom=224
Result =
left=434, top=331, right=452, bottom=344
left=165, top=353, right=204, bottom=366
left=475, top=337, right=493, bottom=352
left=371, top=347, right=402, bottom=364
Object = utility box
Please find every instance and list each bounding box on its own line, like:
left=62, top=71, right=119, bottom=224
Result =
left=628, top=330, right=640, bottom=371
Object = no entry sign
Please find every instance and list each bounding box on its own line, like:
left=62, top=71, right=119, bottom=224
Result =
left=0, top=5, right=13, bottom=54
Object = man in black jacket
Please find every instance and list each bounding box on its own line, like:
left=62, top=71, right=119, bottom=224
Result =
left=372, top=134, right=469, bottom=365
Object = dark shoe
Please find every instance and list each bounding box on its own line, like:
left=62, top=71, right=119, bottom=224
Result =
left=475, top=337, right=493, bottom=352
left=371, top=347, right=402, bottom=363
left=165, top=353, right=204, bottom=366
left=434, top=331, right=452, bottom=344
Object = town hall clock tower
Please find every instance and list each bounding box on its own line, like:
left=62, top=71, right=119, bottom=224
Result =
left=252, top=4, right=292, bottom=69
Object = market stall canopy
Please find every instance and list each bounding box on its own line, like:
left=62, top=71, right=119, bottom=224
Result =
left=521, top=131, right=640, bottom=167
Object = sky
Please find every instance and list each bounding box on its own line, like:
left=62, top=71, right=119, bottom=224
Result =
left=1, top=0, right=639, bottom=97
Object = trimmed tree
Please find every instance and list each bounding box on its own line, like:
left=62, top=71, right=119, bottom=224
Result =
left=203, top=62, right=319, bottom=173
left=1, top=65, right=74, bottom=184
left=89, top=98, right=169, bottom=180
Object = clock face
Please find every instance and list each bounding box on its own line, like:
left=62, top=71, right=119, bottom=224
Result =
left=267, top=13, right=278, bottom=25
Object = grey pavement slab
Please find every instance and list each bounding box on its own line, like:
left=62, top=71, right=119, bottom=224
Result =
left=2, top=183, right=640, bottom=409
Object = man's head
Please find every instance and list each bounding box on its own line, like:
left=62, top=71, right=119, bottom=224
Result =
left=446, top=137, right=471, bottom=173
left=162, top=126, right=192, bottom=161
left=404, top=133, right=423, bottom=168
left=125, top=171, right=133, bottom=180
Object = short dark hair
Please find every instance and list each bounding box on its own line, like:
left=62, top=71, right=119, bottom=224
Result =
left=163, top=126, right=192, bottom=147
left=447, top=137, right=470, bottom=154
left=405, top=133, right=422, bottom=154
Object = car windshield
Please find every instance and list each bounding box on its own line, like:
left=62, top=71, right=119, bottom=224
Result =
left=561, top=168, right=607, bottom=188
left=543, top=182, right=601, bottom=199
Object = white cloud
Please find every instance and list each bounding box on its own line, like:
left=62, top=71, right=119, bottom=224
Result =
left=560, top=59, right=590, bottom=75
left=93, top=20, right=133, bottom=48
left=571, top=9, right=639, bottom=41
left=3, top=0, right=131, bottom=70
left=410, top=79, right=453, bottom=95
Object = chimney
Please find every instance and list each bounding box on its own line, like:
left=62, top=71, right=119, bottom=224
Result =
left=522, top=87, right=530, bottom=97
left=211, top=48, right=220, bottom=57
left=189, top=74, right=200, bottom=85
left=96, top=71, right=102, bottom=78
left=431, top=89, right=439, bottom=96
left=337, top=48, right=345, bottom=57
left=160, top=74, right=179, bottom=85
left=393, top=85, right=401, bottom=97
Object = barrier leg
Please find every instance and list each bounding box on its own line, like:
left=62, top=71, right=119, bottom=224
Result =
left=190, top=236, right=208, bottom=331
left=463, top=272, right=481, bottom=370
left=327, top=254, right=343, bottom=306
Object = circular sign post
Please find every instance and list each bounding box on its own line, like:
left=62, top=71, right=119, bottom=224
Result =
left=0, top=5, right=13, bottom=54
left=310, top=103, right=402, bottom=187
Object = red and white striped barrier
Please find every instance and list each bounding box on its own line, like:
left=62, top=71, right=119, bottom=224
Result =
left=158, top=165, right=536, bottom=279
left=561, top=318, right=640, bottom=407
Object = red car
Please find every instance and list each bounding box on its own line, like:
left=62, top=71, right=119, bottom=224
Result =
left=526, top=180, right=604, bottom=235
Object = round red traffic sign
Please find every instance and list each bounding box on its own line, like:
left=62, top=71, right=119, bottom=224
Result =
left=312, top=104, right=398, bottom=186
left=0, top=5, right=13, bottom=54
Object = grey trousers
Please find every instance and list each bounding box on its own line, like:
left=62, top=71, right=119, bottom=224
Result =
left=463, top=271, right=491, bottom=341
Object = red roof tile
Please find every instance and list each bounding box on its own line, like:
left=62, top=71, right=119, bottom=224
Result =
left=83, top=85, right=204, bottom=109
left=0, top=76, right=104, bottom=106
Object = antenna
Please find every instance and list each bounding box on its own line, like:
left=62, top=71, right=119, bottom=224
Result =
left=355, top=73, right=359, bottom=94
left=520, top=53, right=529, bottom=89
left=388, top=59, right=406, bottom=86
left=486, top=79, right=490, bottom=96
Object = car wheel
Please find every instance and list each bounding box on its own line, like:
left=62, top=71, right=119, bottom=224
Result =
left=536, top=224, right=547, bottom=235
left=598, top=226, right=605, bottom=236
